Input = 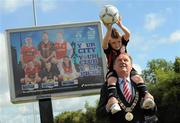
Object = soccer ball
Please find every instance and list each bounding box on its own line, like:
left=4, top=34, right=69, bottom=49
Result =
left=99, top=5, right=120, bottom=24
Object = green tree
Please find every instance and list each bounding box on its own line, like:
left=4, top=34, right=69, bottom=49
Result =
left=142, top=59, right=174, bottom=83
left=145, top=58, right=180, bottom=123
left=54, top=100, right=109, bottom=123
left=84, top=102, right=96, bottom=123
left=54, top=110, right=85, bottom=123
left=174, top=57, right=180, bottom=73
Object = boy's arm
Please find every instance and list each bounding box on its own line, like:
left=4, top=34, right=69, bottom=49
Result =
left=102, top=24, right=112, bottom=49
left=116, top=17, right=131, bottom=41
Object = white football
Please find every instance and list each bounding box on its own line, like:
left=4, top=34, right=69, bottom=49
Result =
left=99, top=5, right=120, bottom=24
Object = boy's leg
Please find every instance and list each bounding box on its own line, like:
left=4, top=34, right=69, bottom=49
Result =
left=107, top=77, right=117, bottom=97
left=106, top=70, right=118, bottom=98
left=106, top=70, right=121, bottom=114
left=130, top=68, right=155, bottom=109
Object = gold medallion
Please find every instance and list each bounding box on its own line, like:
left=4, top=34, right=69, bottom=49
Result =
left=125, top=112, right=133, bottom=121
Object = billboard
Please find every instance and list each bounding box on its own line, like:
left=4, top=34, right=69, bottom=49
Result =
left=6, top=21, right=107, bottom=103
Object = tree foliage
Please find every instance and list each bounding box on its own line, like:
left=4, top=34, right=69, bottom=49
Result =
left=54, top=102, right=98, bottom=123
left=144, top=58, right=180, bottom=123
left=54, top=101, right=108, bottom=123
left=142, top=59, right=174, bottom=83
left=174, top=57, right=180, bottom=73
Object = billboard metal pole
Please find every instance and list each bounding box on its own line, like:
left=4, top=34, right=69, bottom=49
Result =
left=32, top=0, right=54, bottom=123
left=39, top=98, right=54, bottom=123
left=32, top=0, right=37, bottom=26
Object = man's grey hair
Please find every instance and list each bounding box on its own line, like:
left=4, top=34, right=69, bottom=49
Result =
left=113, top=53, right=133, bottom=65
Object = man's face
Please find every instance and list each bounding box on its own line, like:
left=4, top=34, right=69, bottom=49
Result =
left=114, top=53, right=132, bottom=75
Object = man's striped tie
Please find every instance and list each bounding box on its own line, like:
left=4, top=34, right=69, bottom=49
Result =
left=123, top=79, right=132, bottom=103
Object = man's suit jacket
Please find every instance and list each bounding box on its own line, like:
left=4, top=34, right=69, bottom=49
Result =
left=96, top=79, right=156, bottom=123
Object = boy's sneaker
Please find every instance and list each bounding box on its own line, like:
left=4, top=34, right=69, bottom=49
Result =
left=110, top=103, right=121, bottom=114
left=142, top=98, right=155, bottom=109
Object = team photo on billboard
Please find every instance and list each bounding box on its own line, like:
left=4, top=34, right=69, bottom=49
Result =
left=6, top=21, right=106, bottom=103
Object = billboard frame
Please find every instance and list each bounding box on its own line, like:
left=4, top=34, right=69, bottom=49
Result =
left=6, top=21, right=107, bottom=103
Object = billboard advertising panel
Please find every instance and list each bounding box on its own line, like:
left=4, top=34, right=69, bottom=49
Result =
left=6, top=21, right=106, bottom=103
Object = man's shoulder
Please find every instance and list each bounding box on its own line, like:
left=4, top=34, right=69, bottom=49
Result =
left=102, top=81, right=108, bottom=87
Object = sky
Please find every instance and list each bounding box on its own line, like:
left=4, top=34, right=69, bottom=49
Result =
left=0, top=0, right=180, bottom=123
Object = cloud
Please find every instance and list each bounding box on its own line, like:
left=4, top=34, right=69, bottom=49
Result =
left=169, top=30, right=180, bottom=43
left=148, top=30, right=180, bottom=44
left=165, top=7, right=173, bottom=14
left=38, top=0, right=57, bottom=12
left=1, top=0, right=57, bottom=13
left=0, top=32, right=12, bottom=107
left=90, top=0, right=120, bottom=10
left=18, top=104, right=32, bottom=114
left=0, top=32, right=6, bottom=63
left=91, top=0, right=114, bottom=6
left=2, top=113, right=40, bottom=123
left=130, top=29, right=180, bottom=53
left=53, top=97, right=82, bottom=112
left=0, top=91, right=11, bottom=107
left=144, top=13, right=165, bottom=31
left=1, top=0, right=31, bottom=13
left=0, top=32, right=9, bottom=92
left=2, top=114, right=25, bottom=123
left=130, top=33, right=153, bottom=52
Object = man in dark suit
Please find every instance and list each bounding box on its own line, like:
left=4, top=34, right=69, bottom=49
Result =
left=96, top=53, right=157, bottom=123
